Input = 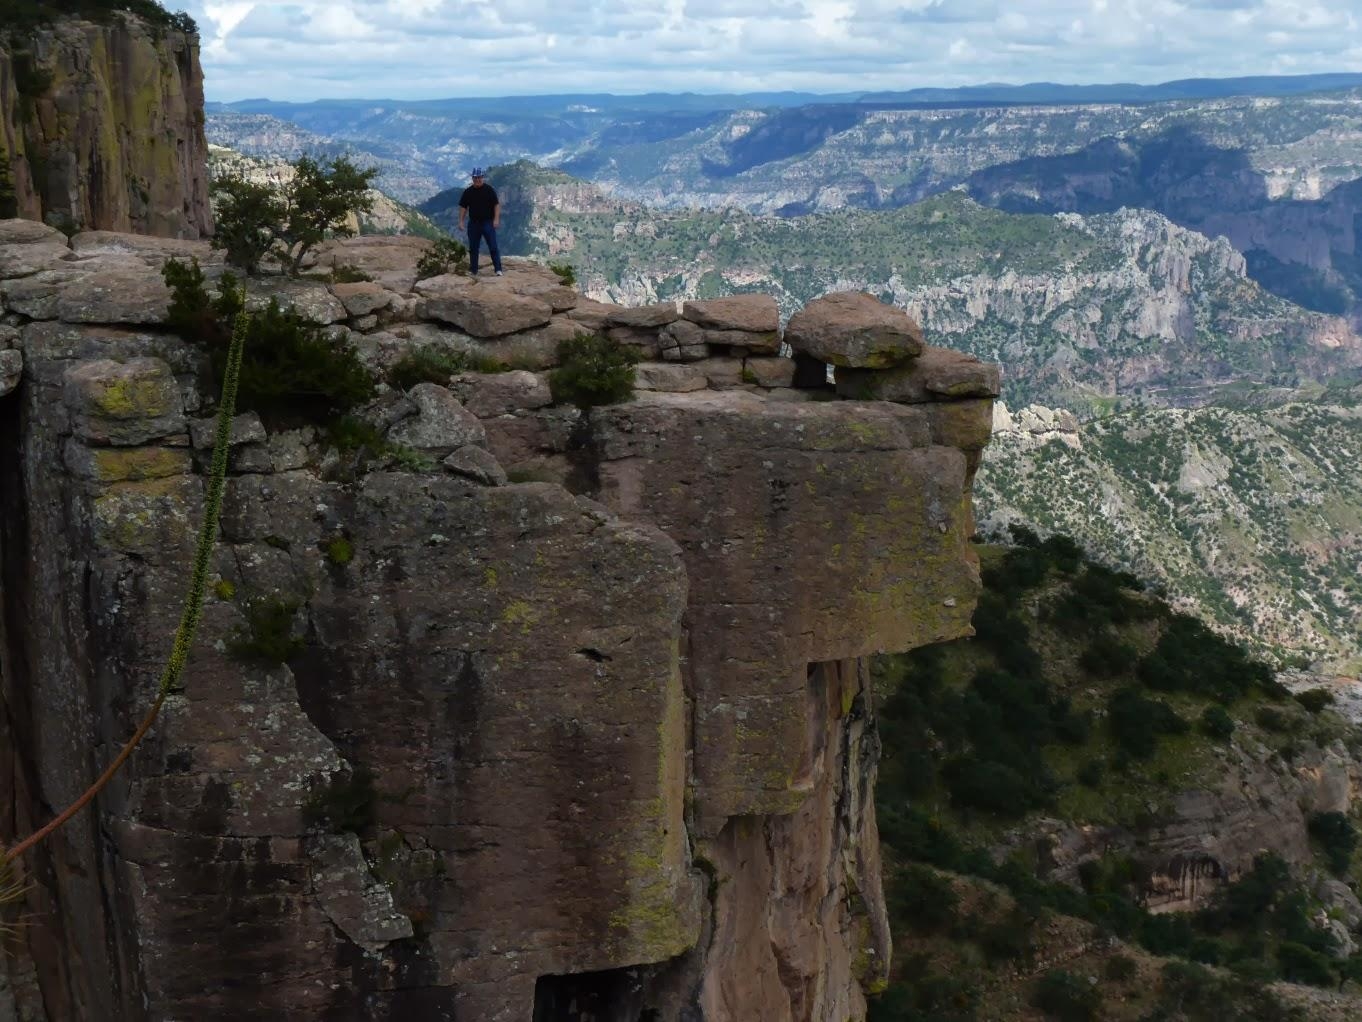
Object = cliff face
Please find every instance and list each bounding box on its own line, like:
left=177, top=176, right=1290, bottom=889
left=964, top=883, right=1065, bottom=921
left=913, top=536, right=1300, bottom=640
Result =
left=0, top=15, right=210, bottom=238
left=0, top=226, right=993, bottom=1020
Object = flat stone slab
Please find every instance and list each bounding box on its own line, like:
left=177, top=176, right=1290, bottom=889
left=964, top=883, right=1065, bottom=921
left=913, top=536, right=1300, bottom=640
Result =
left=604, top=302, right=678, bottom=329
left=423, top=288, right=554, bottom=338
left=785, top=290, right=923, bottom=368
left=683, top=294, right=779, bottom=333
left=0, top=241, right=70, bottom=280
left=57, top=266, right=173, bottom=325
left=450, top=370, right=553, bottom=418
left=189, top=411, right=267, bottom=451
left=0, top=219, right=67, bottom=246
left=744, top=356, right=796, bottom=389
left=246, top=279, right=347, bottom=325
left=332, top=282, right=396, bottom=317
left=837, top=347, right=1001, bottom=403
left=701, top=328, right=780, bottom=355
left=633, top=362, right=708, bottom=393
left=70, top=231, right=217, bottom=266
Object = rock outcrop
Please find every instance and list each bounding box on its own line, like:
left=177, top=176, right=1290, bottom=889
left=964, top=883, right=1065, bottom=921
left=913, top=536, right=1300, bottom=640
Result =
left=0, top=226, right=995, bottom=1020
left=0, top=15, right=211, bottom=238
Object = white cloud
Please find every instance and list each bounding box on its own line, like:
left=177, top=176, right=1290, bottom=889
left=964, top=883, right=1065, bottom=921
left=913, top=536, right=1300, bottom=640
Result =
left=171, top=0, right=1362, bottom=100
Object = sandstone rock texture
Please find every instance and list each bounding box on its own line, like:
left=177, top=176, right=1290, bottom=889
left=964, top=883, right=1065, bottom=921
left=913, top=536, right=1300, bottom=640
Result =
left=0, top=16, right=211, bottom=238
left=0, top=226, right=995, bottom=1021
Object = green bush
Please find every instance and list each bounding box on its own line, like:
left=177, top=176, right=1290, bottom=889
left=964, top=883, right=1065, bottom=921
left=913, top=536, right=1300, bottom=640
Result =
left=1108, top=687, right=1187, bottom=759
left=1031, top=969, right=1100, bottom=1022
left=1276, top=941, right=1334, bottom=987
left=388, top=345, right=472, bottom=390
left=1079, top=631, right=1137, bottom=678
left=548, top=261, right=577, bottom=286
left=888, top=863, right=959, bottom=934
left=1308, top=812, right=1357, bottom=875
left=416, top=236, right=469, bottom=280
left=548, top=333, right=639, bottom=410
left=303, top=766, right=377, bottom=833
left=1200, top=705, right=1236, bottom=740
left=163, top=259, right=376, bottom=425
left=1254, top=706, right=1293, bottom=734
left=1103, top=955, right=1137, bottom=982
left=228, top=597, right=304, bottom=665
left=1138, top=613, right=1275, bottom=703
left=1293, top=688, right=1334, bottom=714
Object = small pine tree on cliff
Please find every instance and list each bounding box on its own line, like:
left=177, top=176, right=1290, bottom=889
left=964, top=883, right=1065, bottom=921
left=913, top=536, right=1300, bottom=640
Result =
left=211, top=155, right=378, bottom=276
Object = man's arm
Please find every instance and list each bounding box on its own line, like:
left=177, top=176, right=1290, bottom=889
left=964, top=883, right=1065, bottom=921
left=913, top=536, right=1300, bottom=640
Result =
left=458, top=201, right=467, bottom=231
left=492, top=202, right=500, bottom=229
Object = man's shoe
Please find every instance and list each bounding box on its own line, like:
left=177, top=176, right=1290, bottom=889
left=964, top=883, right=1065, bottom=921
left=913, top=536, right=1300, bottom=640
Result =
left=495, top=270, right=503, bottom=276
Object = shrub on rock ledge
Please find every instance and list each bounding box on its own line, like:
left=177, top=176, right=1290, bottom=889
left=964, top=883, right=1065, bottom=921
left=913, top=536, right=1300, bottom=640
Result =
left=415, top=237, right=470, bottom=281
left=164, top=257, right=376, bottom=425
left=548, top=332, right=640, bottom=410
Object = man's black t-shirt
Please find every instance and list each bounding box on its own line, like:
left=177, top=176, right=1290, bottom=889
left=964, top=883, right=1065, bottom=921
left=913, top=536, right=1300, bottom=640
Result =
left=459, top=184, right=499, bottom=222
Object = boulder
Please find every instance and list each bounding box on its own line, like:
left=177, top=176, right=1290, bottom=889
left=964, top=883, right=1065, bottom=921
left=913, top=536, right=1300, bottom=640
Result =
left=683, top=295, right=779, bottom=334
left=450, top=370, right=553, bottom=418
left=604, top=302, right=678, bottom=329
left=443, top=444, right=509, bottom=486
left=691, top=357, right=746, bottom=390
left=659, top=319, right=709, bottom=363
left=785, top=291, right=923, bottom=368
left=387, top=383, right=487, bottom=455
left=0, top=219, right=66, bottom=246
left=565, top=298, right=615, bottom=332
left=64, top=357, right=186, bottom=445
left=744, top=357, right=796, bottom=389
left=836, top=347, right=1001, bottom=403
left=313, top=235, right=432, bottom=293
left=633, top=363, right=708, bottom=393
left=476, top=317, right=580, bottom=370
left=332, top=282, right=397, bottom=317
left=423, top=288, right=554, bottom=338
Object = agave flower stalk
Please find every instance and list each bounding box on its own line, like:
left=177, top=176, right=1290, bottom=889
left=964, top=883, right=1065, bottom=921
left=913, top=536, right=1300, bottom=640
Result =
left=0, top=312, right=248, bottom=873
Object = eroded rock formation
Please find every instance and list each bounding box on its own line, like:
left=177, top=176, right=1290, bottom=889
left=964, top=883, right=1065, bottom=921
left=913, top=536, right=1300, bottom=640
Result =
left=0, top=226, right=996, bottom=1021
left=0, top=16, right=211, bottom=238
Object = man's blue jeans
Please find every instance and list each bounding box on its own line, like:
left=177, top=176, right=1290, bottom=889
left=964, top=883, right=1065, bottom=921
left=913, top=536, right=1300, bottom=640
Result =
left=467, top=220, right=502, bottom=274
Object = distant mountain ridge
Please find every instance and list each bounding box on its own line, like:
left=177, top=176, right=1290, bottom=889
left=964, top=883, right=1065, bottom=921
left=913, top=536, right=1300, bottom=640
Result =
left=207, top=73, right=1362, bottom=116
left=444, top=164, right=1362, bottom=415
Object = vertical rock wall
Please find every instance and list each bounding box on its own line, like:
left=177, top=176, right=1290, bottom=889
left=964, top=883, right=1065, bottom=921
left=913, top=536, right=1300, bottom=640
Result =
left=0, top=232, right=995, bottom=1020
left=0, top=16, right=211, bottom=238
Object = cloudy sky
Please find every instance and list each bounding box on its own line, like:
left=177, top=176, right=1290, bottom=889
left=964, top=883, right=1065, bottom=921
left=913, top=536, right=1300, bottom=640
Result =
left=184, top=0, right=1362, bottom=102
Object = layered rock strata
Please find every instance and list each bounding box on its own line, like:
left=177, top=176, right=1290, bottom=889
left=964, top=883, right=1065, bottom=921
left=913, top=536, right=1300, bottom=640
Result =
left=0, top=225, right=997, bottom=1021
left=0, top=16, right=211, bottom=238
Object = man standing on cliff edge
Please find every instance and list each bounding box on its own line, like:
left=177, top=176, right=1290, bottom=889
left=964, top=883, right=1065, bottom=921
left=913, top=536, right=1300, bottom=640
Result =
left=458, top=167, right=503, bottom=276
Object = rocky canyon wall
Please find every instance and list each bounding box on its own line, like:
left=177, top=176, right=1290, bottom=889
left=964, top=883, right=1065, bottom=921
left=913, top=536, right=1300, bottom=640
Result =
left=0, top=226, right=996, bottom=1020
left=0, top=15, right=210, bottom=238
